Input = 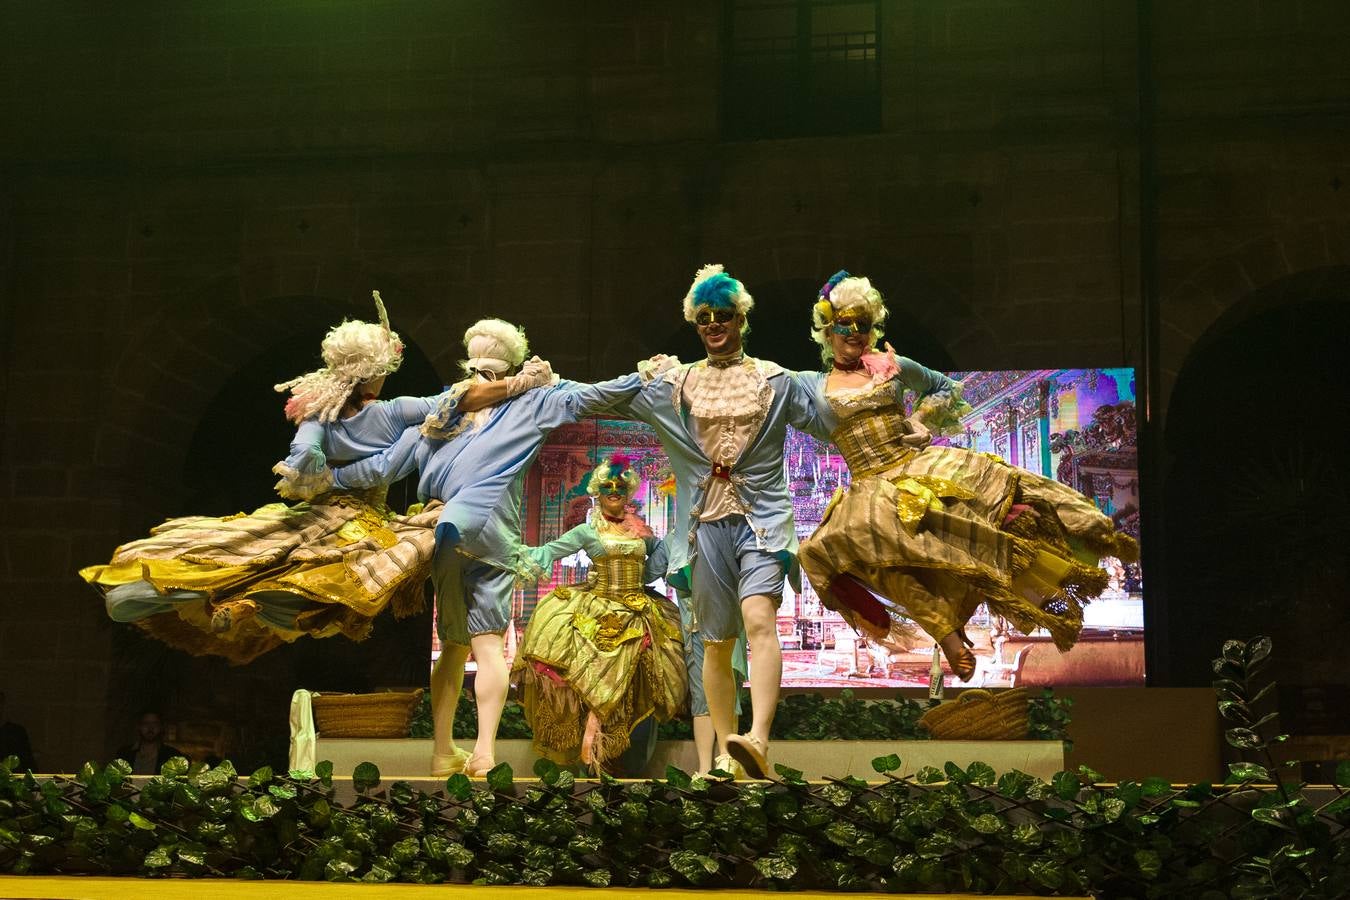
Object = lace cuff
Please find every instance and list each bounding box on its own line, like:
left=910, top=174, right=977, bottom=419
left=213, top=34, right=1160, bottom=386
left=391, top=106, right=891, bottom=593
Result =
left=420, top=382, right=470, bottom=440
left=913, top=382, right=973, bottom=436
left=272, top=461, right=334, bottom=501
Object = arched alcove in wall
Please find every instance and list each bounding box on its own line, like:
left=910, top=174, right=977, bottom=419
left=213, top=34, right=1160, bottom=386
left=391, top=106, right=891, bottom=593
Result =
left=98, top=281, right=446, bottom=764
left=1162, top=266, right=1350, bottom=687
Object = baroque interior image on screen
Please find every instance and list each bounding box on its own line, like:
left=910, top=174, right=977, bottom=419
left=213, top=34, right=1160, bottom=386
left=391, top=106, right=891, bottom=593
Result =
left=432, top=367, right=1142, bottom=688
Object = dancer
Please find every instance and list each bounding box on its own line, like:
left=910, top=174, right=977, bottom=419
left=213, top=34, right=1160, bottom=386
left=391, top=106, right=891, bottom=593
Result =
left=79, top=293, right=549, bottom=664
left=796, top=272, right=1139, bottom=680
left=327, top=319, right=649, bottom=777
left=614, top=265, right=828, bottom=779
left=512, top=454, right=686, bottom=772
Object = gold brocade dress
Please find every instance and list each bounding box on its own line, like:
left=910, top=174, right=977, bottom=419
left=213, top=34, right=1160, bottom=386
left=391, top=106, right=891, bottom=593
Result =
left=79, top=489, right=442, bottom=665
left=798, top=379, right=1138, bottom=652
left=512, top=519, right=686, bottom=768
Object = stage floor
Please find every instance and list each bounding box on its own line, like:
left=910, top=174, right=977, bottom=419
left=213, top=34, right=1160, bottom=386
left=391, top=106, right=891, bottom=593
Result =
left=0, top=876, right=1088, bottom=899
left=309, top=737, right=1065, bottom=781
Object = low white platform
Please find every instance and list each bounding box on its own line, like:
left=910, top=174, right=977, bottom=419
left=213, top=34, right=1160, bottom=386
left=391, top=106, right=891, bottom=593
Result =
left=309, top=737, right=1064, bottom=781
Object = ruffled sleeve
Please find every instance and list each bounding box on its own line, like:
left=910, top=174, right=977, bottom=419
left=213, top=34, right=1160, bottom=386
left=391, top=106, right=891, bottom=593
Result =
left=895, top=356, right=972, bottom=437
left=273, top=420, right=334, bottom=500
left=419, top=382, right=472, bottom=441
left=519, top=525, right=593, bottom=583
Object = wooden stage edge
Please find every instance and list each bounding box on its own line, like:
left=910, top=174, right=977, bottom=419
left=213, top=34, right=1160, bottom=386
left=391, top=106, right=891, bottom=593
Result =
left=0, top=877, right=1089, bottom=900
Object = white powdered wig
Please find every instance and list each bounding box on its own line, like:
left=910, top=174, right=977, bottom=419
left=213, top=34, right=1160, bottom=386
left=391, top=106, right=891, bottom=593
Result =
left=680, top=263, right=755, bottom=325
left=810, top=275, right=889, bottom=358
left=275, top=291, right=403, bottom=424
left=461, top=318, right=529, bottom=375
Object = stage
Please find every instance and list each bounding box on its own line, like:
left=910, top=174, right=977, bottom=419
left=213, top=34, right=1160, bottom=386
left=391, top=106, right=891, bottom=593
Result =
left=308, top=737, right=1066, bottom=782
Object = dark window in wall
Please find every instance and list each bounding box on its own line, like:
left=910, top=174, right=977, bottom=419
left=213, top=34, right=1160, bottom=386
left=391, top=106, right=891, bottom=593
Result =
left=723, top=0, right=880, bottom=140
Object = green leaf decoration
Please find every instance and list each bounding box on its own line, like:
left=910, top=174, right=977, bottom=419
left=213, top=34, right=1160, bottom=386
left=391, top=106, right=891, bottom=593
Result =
left=665, top=765, right=692, bottom=788
left=1334, top=760, right=1350, bottom=788
left=1225, top=727, right=1267, bottom=750
left=288, top=768, right=315, bottom=781
left=773, top=762, right=806, bottom=784
left=1051, top=771, right=1081, bottom=801
left=1141, top=776, right=1172, bottom=797
left=871, top=753, right=902, bottom=773
left=315, top=760, right=334, bottom=786
left=532, top=757, right=558, bottom=781
left=1251, top=807, right=1295, bottom=830
left=914, top=766, right=944, bottom=784
left=160, top=756, right=190, bottom=779
left=1227, top=762, right=1271, bottom=783
left=582, top=868, right=611, bottom=887
left=754, top=855, right=798, bottom=880
left=966, top=761, right=997, bottom=786
left=971, top=813, right=1003, bottom=834
left=1245, top=636, right=1272, bottom=666
left=127, top=812, right=157, bottom=831
left=1134, top=848, right=1161, bottom=879
left=486, top=762, right=514, bottom=792
left=247, top=765, right=273, bottom=787
left=669, top=850, right=720, bottom=884
left=352, top=761, right=380, bottom=792
left=143, top=846, right=173, bottom=868
left=445, top=772, right=471, bottom=800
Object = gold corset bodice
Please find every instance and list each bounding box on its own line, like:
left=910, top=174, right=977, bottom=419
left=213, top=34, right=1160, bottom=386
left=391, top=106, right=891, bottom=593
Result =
left=831, top=407, right=919, bottom=478
left=589, top=554, right=646, bottom=595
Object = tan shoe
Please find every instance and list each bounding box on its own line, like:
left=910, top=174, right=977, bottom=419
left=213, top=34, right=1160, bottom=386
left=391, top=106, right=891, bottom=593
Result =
left=726, top=734, right=770, bottom=779
left=431, top=747, right=471, bottom=778
left=708, top=753, right=744, bottom=781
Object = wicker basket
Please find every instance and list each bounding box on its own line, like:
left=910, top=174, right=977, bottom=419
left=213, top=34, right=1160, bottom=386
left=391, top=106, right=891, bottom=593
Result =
left=311, top=689, right=424, bottom=739
left=919, top=688, right=1030, bottom=740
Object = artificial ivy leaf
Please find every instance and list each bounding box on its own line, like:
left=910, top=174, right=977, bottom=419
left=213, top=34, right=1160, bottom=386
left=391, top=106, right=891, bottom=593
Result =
left=1227, top=762, right=1271, bottom=783
left=669, top=849, right=719, bottom=884
left=445, top=773, right=472, bottom=800
left=325, top=859, right=356, bottom=880
left=248, top=765, right=273, bottom=788
left=128, top=812, right=157, bottom=831
left=773, top=763, right=806, bottom=785
left=583, top=868, right=612, bottom=887
left=966, top=761, right=997, bottom=786
left=363, top=861, right=397, bottom=883
left=269, top=781, right=299, bottom=801
left=1134, top=848, right=1161, bottom=879
left=1100, top=797, right=1126, bottom=822
left=390, top=836, right=420, bottom=864
left=105, top=803, right=130, bottom=824
left=665, top=765, right=692, bottom=788
left=352, top=762, right=381, bottom=792
left=1224, top=727, right=1267, bottom=751
left=754, top=855, right=798, bottom=880
left=160, top=756, right=190, bottom=779
left=1244, top=636, right=1272, bottom=666
left=1029, top=859, right=1064, bottom=889
left=315, top=760, right=334, bottom=787
left=486, top=762, right=514, bottom=792
left=818, top=783, right=854, bottom=808
left=288, top=769, right=315, bottom=781
left=176, top=842, right=207, bottom=867
left=532, top=757, right=559, bottom=781
left=1011, top=823, right=1043, bottom=847
left=824, top=819, right=862, bottom=848
left=914, top=766, right=944, bottom=784
left=970, top=813, right=1003, bottom=834
left=861, top=795, right=897, bottom=825
left=871, top=753, right=902, bottom=774
left=997, top=770, right=1033, bottom=799
left=143, top=845, right=173, bottom=868
left=1141, top=776, right=1172, bottom=798
left=1251, top=807, right=1295, bottom=830
left=1051, top=771, right=1081, bottom=801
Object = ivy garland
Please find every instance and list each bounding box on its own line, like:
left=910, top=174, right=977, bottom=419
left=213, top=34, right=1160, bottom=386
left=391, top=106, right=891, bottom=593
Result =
left=2, top=639, right=1346, bottom=895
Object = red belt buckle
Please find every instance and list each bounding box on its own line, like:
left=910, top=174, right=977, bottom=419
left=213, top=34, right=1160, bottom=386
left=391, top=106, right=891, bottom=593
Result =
left=710, top=461, right=733, bottom=480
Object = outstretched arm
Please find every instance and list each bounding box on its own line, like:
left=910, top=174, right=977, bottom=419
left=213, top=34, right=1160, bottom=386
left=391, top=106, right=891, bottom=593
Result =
left=520, top=525, right=592, bottom=580
left=459, top=357, right=556, bottom=412
left=330, top=423, right=423, bottom=491
left=533, top=372, right=644, bottom=429
left=273, top=420, right=331, bottom=499
left=782, top=369, right=832, bottom=440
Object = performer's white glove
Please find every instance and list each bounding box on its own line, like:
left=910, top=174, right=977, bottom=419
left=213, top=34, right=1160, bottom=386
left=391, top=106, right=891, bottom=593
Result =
left=638, top=353, right=680, bottom=383
left=505, top=356, right=556, bottom=396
